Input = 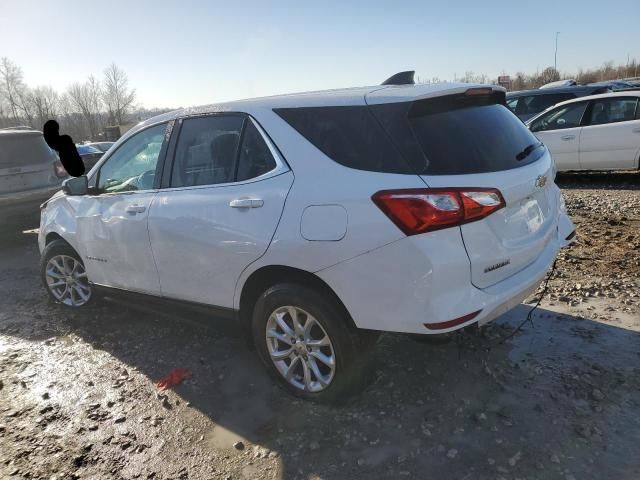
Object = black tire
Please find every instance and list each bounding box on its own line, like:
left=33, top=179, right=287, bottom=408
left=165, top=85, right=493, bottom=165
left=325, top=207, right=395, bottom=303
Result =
left=40, top=239, right=94, bottom=308
left=251, top=283, right=378, bottom=403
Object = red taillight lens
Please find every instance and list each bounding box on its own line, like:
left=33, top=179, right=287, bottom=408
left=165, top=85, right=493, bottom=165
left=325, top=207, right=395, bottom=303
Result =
left=53, top=159, right=67, bottom=178
left=372, top=188, right=505, bottom=236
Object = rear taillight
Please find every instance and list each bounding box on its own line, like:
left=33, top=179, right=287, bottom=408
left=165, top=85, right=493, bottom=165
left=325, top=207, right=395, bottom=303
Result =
left=372, top=188, right=505, bottom=236
left=53, top=159, right=67, bottom=178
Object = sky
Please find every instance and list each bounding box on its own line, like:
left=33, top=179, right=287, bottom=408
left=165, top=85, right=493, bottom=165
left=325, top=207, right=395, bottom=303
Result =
left=1, top=0, right=639, bottom=109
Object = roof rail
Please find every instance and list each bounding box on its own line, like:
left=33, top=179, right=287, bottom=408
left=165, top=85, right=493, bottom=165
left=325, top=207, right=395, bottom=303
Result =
left=381, top=71, right=415, bottom=86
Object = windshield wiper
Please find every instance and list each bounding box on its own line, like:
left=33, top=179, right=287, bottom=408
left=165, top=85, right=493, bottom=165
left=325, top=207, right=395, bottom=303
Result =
left=516, top=142, right=543, bottom=161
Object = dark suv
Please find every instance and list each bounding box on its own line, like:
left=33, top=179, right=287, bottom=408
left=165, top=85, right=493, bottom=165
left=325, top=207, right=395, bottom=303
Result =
left=506, top=85, right=611, bottom=121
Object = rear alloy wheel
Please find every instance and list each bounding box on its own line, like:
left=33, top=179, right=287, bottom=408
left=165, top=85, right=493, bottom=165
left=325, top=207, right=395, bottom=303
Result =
left=266, top=306, right=336, bottom=392
left=41, top=240, right=92, bottom=307
left=252, top=283, right=378, bottom=402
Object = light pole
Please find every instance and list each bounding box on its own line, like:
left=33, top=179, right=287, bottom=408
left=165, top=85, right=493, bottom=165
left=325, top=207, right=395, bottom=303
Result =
left=554, top=32, right=560, bottom=73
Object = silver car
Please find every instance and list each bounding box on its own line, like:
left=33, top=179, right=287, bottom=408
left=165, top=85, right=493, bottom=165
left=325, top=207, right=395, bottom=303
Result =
left=0, top=127, right=66, bottom=230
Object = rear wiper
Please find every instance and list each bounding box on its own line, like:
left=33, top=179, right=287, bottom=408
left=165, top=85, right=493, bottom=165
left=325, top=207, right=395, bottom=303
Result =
left=516, top=142, right=543, bottom=161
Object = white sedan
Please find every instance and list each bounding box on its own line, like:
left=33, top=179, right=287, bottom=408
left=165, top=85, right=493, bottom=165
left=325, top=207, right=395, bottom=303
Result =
left=527, top=91, right=640, bottom=171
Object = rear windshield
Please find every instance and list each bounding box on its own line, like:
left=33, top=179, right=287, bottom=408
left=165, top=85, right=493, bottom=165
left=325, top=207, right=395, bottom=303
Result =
left=0, top=133, right=54, bottom=169
left=407, top=101, right=544, bottom=174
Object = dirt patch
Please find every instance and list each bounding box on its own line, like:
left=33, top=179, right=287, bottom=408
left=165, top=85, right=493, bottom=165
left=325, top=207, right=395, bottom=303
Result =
left=1, top=172, right=639, bottom=479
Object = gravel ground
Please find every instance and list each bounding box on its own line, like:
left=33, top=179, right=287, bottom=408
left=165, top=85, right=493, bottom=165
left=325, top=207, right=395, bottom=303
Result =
left=1, top=171, right=639, bottom=480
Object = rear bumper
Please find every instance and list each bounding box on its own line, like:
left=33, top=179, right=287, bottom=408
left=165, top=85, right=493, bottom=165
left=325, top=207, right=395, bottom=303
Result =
left=317, top=212, right=574, bottom=335
left=0, top=185, right=61, bottom=225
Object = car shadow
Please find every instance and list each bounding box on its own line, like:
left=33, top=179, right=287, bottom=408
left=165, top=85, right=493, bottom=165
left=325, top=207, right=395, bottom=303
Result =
left=555, top=170, right=640, bottom=190
left=1, top=233, right=640, bottom=479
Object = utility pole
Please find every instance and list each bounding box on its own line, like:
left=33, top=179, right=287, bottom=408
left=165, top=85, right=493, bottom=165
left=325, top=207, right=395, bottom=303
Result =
left=554, top=32, right=560, bottom=73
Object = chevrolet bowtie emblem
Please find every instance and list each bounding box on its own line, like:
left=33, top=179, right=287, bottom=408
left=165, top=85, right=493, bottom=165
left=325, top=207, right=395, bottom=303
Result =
left=535, top=175, right=547, bottom=188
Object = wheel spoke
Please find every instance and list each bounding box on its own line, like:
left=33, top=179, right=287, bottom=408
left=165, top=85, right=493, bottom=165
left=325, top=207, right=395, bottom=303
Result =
left=270, top=347, right=293, bottom=361
left=306, top=335, right=330, bottom=348
left=51, top=258, right=65, bottom=273
left=301, top=359, right=312, bottom=390
left=46, top=268, right=65, bottom=279
left=288, top=307, right=304, bottom=336
left=48, top=280, right=66, bottom=288
left=310, top=350, right=334, bottom=368
left=274, top=312, right=295, bottom=337
left=284, top=355, right=301, bottom=379
left=308, top=357, right=328, bottom=386
left=267, top=329, right=292, bottom=345
left=72, top=285, right=89, bottom=302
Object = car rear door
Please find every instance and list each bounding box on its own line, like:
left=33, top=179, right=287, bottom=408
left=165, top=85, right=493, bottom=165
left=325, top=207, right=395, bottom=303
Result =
left=75, top=122, right=170, bottom=294
left=148, top=114, right=293, bottom=308
left=529, top=100, right=589, bottom=171
left=579, top=96, right=640, bottom=170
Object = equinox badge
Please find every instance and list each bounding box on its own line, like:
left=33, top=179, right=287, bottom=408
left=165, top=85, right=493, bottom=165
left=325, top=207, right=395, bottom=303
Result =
left=535, top=175, right=547, bottom=189
left=484, top=259, right=511, bottom=273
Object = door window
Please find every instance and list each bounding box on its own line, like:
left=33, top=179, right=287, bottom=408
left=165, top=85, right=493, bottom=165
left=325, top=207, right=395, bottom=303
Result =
left=236, top=120, right=277, bottom=181
left=529, top=102, right=588, bottom=132
left=170, top=115, right=244, bottom=187
left=97, top=123, right=167, bottom=193
left=170, top=115, right=279, bottom=187
left=586, top=97, right=639, bottom=126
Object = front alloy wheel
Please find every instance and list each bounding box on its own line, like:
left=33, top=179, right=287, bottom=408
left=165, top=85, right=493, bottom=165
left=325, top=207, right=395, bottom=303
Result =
left=45, top=254, right=91, bottom=306
left=266, top=306, right=336, bottom=392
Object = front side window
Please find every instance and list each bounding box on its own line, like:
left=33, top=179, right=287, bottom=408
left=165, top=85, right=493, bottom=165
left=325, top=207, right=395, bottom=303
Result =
left=587, top=98, right=638, bottom=126
left=97, top=123, right=167, bottom=193
left=506, top=97, right=519, bottom=112
left=530, top=102, right=588, bottom=132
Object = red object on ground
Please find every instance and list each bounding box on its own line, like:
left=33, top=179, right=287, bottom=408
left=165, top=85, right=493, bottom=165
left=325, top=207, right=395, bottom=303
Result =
left=157, top=368, right=192, bottom=390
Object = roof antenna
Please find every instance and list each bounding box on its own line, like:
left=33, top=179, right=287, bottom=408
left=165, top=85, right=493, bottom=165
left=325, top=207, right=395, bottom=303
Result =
left=381, top=71, right=415, bottom=86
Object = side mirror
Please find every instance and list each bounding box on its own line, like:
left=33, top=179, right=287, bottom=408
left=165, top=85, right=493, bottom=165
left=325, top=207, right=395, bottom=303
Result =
left=62, top=176, right=88, bottom=196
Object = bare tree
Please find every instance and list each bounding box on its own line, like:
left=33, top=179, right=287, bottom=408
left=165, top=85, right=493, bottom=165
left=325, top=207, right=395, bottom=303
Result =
left=31, top=86, right=59, bottom=127
left=67, top=76, right=102, bottom=138
left=0, top=57, right=27, bottom=125
left=102, top=63, right=136, bottom=125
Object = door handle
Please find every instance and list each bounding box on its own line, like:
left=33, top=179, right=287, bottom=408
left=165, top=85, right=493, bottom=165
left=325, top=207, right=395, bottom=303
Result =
left=632, top=127, right=640, bottom=133
left=125, top=204, right=146, bottom=214
left=229, top=198, right=263, bottom=208
left=561, top=135, right=576, bottom=141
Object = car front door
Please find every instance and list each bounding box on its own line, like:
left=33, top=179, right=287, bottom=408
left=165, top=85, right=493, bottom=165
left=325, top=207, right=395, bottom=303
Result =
left=76, top=122, right=171, bottom=294
left=529, top=101, right=589, bottom=171
left=579, top=97, right=640, bottom=170
left=148, top=114, right=293, bottom=308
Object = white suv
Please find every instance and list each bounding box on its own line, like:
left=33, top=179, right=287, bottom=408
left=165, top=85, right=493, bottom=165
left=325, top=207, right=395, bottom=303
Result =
left=39, top=79, right=575, bottom=401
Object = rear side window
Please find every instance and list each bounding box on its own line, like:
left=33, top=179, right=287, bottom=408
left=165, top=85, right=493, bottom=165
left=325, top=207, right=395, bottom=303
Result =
left=274, top=106, right=411, bottom=174
left=236, top=120, right=277, bottom=181
left=407, top=102, right=544, bottom=174
left=0, top=133, right=54, bottom=169
left=586, top=97, right=638, bottom=126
